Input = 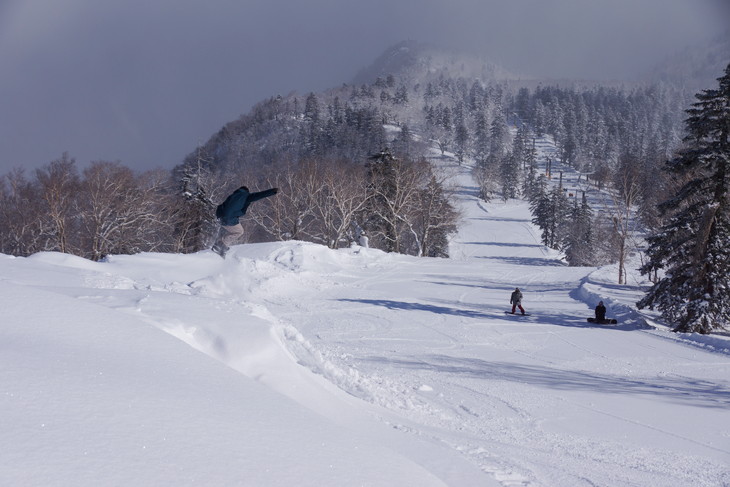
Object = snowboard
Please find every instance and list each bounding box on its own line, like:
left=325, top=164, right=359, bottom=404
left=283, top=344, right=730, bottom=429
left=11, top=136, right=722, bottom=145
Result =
left=211, top=243, right=228, bottom=258
left=505, top=311, right=531, bottom=316
left=587, top=317, right=617, bottom=324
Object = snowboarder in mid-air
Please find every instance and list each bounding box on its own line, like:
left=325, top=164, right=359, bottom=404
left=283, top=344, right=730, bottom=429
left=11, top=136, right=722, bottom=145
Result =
left=510, top=287, right=526, bottom=315
left=212, top=185, right=278, bottom=257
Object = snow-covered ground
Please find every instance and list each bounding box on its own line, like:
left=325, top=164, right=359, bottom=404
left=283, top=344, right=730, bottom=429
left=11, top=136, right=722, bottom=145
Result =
left=2, top=156, right=729, bottom=486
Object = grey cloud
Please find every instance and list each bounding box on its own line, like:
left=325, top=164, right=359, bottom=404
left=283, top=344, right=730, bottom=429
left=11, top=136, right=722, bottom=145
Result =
left=0, top=0, right=725, bottom=174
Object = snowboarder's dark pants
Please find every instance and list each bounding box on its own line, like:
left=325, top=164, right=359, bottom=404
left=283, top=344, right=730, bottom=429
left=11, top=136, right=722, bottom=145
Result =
left=512, top=303, right=525, bottom=315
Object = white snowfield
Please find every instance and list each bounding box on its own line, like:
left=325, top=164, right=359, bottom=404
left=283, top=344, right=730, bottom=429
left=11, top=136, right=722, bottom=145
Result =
left=2, top=160, right=729, bottom=487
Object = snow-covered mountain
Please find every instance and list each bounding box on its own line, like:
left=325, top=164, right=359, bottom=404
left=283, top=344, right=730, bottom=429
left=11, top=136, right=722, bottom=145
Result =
left=3, top=149, right=729, bottom=486
left=352, top=40, right=521, bottom=85
left=643, top=30, right=730, bottom=92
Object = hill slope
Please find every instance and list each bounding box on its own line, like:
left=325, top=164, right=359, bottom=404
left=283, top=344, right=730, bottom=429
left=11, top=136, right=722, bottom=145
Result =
left=351, top=40, right=520, bottom=85
left=643, top=31, right=730, bottom=92
left=2, top=153, right=729, bottom=486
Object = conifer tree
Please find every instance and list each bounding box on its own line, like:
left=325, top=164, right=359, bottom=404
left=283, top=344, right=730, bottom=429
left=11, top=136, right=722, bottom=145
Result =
left=511, top=124, right=529, bottom=169
left=364, top=149, right=400, bottom=252
left=394, top=84, right=409, bottom=105
left=473, top=112, right=490, bottom=166
left=453, top=122, right=468, bottom=164
left=564, top=192, right=594, bottom=266
left=522, top=161, right=540, bottom=201
left=500, top=151, right=520, bottom=200
left=488, top=110, right=508, bottom=165
left=530, top=173, right=570, bottom=249
left=300, top=93, right=323, bottom=156
left=637, top=64, right=730, bottom=334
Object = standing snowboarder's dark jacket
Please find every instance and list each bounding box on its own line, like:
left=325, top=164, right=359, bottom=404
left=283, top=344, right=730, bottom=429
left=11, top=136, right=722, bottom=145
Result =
left=510, top=289, right=523, bottom=305
left=216, top=186, right=278, bottom=226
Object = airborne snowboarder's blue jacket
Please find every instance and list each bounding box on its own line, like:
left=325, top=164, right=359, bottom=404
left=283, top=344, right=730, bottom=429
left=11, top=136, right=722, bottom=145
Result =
left=216, top=186, right=277, bottom=226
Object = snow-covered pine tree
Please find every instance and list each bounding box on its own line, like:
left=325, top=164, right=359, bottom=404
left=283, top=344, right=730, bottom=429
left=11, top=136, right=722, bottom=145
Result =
left=637, top=64, right=730, bottom=334
left=453, top=102, right=468, bottom=165
left=454, top=122, right=469, bottom=165
left=500, top=151, right=521, bottom=200
left=393, top=124, right=415, bottom=159
left=473, top=112, right=490, bottom=166
left=563, top=192, right=594, bottom=266
left=511, top=124, right=527, bottom=167
left=488, top=110, right=508, bottom=166
left=530, top=173, right=570, bottom=249
left=299, top=93, right=323, bottom=157
left=522, top=161, right=540, bottom=201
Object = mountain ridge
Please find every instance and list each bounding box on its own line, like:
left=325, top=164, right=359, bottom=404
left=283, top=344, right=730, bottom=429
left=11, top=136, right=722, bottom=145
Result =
left=351, top=40, right=522, bottom=85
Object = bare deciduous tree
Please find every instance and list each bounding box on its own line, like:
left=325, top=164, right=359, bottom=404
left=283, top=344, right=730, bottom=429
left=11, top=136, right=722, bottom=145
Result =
left=309, top=160, right=368, bottom=249
left=78, top=162, right=171, bottom=260
left=252, top=159, right=321, bottom=242
left=35, top=153, right=80, bottom=254
left=606, top=155, right=643, bottom=284
left=412, top=170, right=460, bottom=257
left=366, top=152, right=441, bottom=254
left=0, top=169, right=44, bottom=256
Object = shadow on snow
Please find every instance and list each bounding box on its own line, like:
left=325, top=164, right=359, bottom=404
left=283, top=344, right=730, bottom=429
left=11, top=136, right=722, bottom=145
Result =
left=336, top=298, right=493, bottom=319
left=338, top=296, right=643, bottom=331
left=468, top=216, right=531, bottom=224
left=366, top=355, right=730, bottom=409
left=458, top=241, right=545, bottom=249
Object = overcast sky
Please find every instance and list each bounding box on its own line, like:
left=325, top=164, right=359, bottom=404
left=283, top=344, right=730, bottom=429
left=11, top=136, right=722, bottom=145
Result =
left=1, top=0, right=727, bottom=174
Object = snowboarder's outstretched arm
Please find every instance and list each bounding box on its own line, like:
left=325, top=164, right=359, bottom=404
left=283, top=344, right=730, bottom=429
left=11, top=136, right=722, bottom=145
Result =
left=247, top=187, right=278, bottom=204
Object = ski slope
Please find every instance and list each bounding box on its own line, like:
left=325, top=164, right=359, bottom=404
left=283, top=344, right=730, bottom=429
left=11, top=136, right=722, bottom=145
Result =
left=2, top=158, right=729, bottom=486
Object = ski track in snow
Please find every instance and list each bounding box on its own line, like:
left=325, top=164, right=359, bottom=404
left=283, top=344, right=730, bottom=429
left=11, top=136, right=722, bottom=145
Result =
left=6, top=135, right=729, bottom=486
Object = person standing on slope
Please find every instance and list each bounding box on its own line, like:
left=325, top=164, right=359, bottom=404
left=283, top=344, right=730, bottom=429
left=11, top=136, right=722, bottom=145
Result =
left=510, top=287, right=526, bottom=315
left=212, top=185, right=278, bottom=256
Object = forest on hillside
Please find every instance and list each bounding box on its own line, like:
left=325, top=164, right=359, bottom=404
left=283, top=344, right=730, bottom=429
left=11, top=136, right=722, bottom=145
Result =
left=0, top=50, right=690, bottom=258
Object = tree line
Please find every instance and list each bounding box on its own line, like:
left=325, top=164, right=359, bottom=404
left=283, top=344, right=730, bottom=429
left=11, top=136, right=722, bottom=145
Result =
left=1, top=148, right=458, bottom=260
left=0, top=155, right=184, bottom=260
left=176, top=147, right=459, bottom=258
left=637, top=64, right=730, bottom=334
left=517, top=64, right=730, bottom=333
left=0, top=59, right=692, bottom=267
